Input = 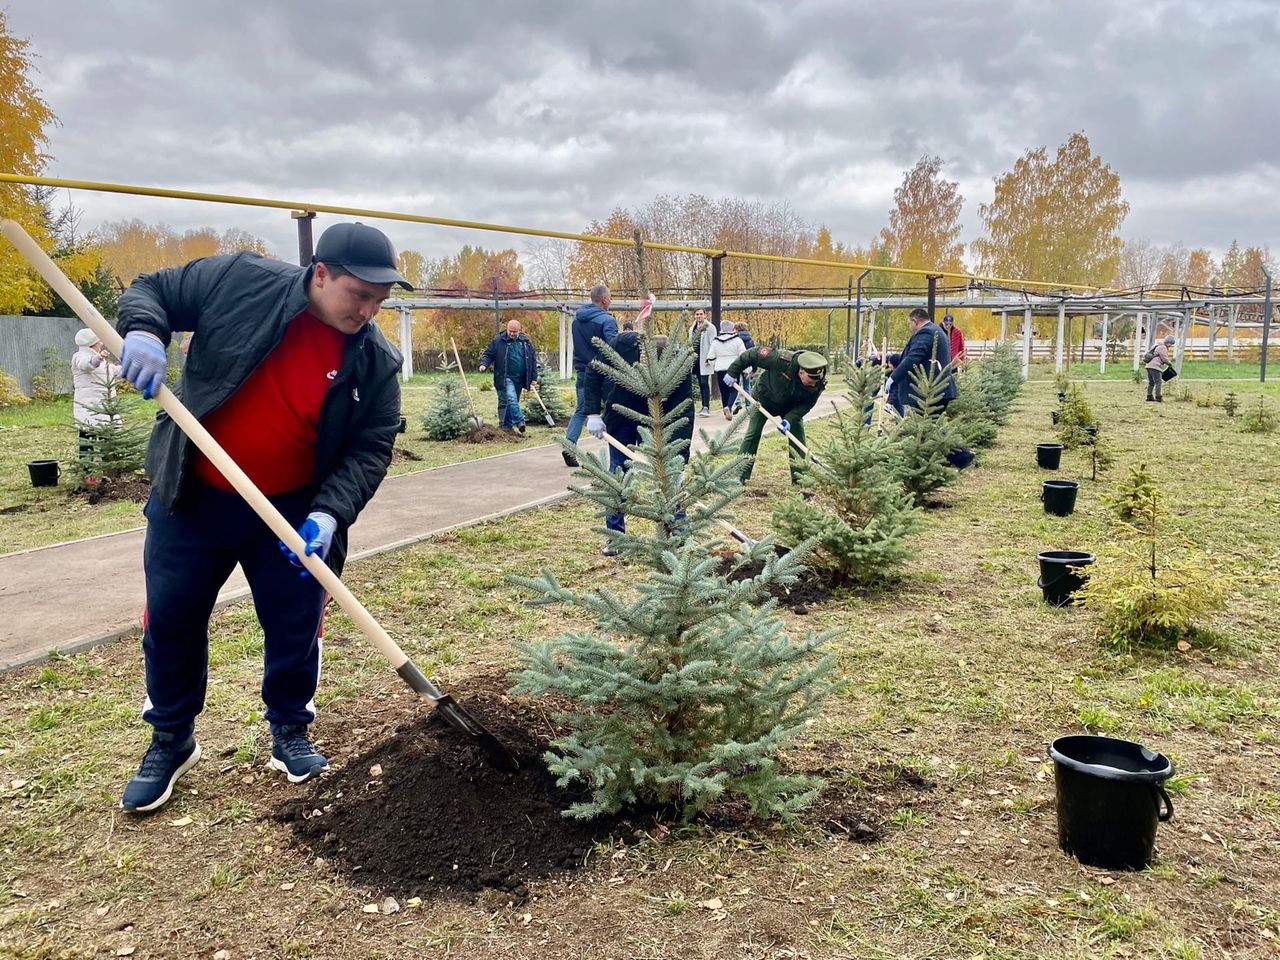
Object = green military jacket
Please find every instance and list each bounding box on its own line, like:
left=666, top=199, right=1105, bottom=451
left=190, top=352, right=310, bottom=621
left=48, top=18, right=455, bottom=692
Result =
left=727, top=347, right=826, bottom=421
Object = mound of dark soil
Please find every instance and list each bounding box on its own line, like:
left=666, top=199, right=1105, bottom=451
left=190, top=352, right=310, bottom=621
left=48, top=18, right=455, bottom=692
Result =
left=391, top=445, right=424, bottom=463
left=717, top=552, right=837, bottom=611
left=74, top=475, right=151, bottom=505
left=459, top=424, right=522, bottom=443
left=278, top=690, right=626, bottom=903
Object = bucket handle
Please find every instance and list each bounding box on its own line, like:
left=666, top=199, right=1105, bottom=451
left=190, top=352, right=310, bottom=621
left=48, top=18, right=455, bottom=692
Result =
left=1154, top=784, right=1174, bottom=822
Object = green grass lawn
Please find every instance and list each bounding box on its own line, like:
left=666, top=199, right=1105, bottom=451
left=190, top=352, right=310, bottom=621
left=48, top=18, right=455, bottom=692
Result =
left=0, top=377, right=1277, bottom=959
left=0, top=372, right=577, bottom=554
left=1025, top=358, right=1267, bottom=381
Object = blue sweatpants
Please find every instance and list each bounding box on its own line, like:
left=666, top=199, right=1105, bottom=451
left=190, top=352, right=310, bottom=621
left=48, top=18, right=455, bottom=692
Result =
left=141, top=485, right=326, bottom=737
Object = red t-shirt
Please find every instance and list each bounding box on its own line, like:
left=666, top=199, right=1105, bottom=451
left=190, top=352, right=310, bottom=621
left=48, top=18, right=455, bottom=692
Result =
left=192, top=310, right=345, bottom=495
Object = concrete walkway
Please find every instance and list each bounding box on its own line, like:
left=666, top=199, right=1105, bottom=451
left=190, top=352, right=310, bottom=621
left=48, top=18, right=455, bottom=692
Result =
left=0, top=391, right=846, bottom=670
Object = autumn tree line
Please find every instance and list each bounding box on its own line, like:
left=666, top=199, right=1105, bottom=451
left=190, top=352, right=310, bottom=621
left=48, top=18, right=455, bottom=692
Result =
left=2, top=12, right=1273, bottom=364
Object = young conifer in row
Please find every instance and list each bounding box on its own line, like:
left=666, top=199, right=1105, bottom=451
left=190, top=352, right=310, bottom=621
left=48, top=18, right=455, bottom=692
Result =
left=512, top=330, right=836, bottom=820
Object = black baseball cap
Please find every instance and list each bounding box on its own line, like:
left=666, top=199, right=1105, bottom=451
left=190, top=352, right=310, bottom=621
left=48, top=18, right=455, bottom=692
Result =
left=313, top=222, right=413, bottom=289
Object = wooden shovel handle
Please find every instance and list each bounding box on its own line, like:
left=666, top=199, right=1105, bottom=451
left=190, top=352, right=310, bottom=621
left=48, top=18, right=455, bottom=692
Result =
left=730, top=381, right=816, bottom=460
left=1, top=219, right=422, bottom=680
left=449, top=337, right=479, bottom=410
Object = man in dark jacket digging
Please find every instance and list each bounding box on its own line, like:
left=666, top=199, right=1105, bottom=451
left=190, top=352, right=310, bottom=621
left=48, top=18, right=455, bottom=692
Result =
left=478, top=319, right=539, bottom=433
left=114, top=221, right=410, bottom=813
left=884, top=308, right=957, bottom=415
left=563, top=284, right=618, bottom=466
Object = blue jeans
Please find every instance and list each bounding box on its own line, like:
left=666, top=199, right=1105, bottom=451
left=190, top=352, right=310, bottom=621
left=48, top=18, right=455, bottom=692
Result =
left=140, top=485, right=326, bottom=736
left=604, top=433, right=687, bottom=535
left=499, top=379, right=524, bottom=428
left=565, top=375, right=588, bottom=445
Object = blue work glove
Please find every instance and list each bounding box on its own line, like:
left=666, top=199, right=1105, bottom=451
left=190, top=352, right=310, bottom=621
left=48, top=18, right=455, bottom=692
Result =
left=119, top=331, right=168, bottom=399
left=587, top=414, right=606, bottom=439
left=776, top=418, right=791, bottom=435
left=722, top=373, right=737, bottom=388
left=280, top=512, right=338, bottom=577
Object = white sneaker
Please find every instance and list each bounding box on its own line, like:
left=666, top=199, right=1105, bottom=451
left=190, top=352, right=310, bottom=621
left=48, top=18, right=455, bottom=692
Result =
left=698, top=407, right=711, bottom=417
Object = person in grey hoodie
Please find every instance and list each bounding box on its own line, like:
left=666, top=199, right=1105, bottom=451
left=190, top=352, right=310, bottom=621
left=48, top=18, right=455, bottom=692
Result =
left=1146, top=335, right=1177, bottom=401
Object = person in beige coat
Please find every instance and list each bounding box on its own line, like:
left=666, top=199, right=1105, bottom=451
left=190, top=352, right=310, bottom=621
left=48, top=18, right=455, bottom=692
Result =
left=71, top=327, right=123, bottom=453
left=1145, top=335, right=1176, bottom=402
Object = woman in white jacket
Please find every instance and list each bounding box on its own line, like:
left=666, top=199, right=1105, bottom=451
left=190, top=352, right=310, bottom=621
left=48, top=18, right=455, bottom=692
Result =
left=72, top=327, right=123, bottom=453
left=707, top=321, right=747, bottom=418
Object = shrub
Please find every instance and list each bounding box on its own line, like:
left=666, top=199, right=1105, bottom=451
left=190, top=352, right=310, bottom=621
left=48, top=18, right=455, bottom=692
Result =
left=29, top=374, right=56, bottom=402
left=0, top=368, right=30, bottom=408
left=420, top=378, right=474, bottom=440
left=521, top=379, right=572, bottom=426
left=943, top=366, right=999, bottom=449
left=74, top=374, right=149, bottom=482
left=512, top=332, right=836, bottom=820
left=1056, top=383, right=1095, bottom=449
left=37, top=346, right=72, bottom=397
left=1172, top=384, right=1194, bottom=403
left=1220, top=392, right=1240, bottom=418
left=1240, top=397, right=1277, bottom=434
left=774, top=364, right=922, bottom=585
left=1084, top=465, right=1231, bottom=650
left=891, top=363, right=962, bottom=505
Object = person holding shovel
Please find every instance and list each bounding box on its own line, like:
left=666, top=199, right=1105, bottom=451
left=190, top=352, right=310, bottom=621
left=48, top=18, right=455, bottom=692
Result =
left=722, top=347, right=827, bottom=484
left=479, top=319, right=539, bottom=434
left=563, top=284, right=618, bottom=466
left=883, top=308, right=956, bottom=416
left=113, top=221, right=411, bottom=813
left=71, top=327, right=123, bottom=455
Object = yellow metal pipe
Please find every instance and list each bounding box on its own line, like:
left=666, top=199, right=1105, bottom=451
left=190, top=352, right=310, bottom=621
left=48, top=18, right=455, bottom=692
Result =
left=0, top=172, right=1098, bottom=292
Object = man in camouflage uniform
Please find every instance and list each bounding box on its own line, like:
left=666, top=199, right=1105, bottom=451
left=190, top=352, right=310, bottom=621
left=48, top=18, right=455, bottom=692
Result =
left=723, top=348, right=827, bottom=483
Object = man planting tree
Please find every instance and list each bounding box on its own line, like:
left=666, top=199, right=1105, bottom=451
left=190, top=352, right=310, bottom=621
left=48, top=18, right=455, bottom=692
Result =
left=114, top=221, right=411, bottom=813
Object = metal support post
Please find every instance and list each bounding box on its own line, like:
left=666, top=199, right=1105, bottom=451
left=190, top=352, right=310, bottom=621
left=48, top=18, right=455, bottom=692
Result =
left=1055, top=301, right=1066, bottom=373
left=560, top=307, right=570, bottom=380
left=1207, top=305, right=1217, bottom=360
left=398, top=307, right=413, bottom=382
left=1262, top=267, right=1273, bottom=382
left=1100, top=312, right=1109, bottom=374
left=999, top=311, right=1008, bottom=343
left=1132, top=313, right=1143, bottom=372
left=1176, top=308, right=1189, bottom=375
left=853, top=270, right=870, bottom=361
left=927, top=275, right=938, bottom=319
left=845, top=275, right=854, bottom=359
left=1021, top=306, right=1033, bottom=380
left=1228, top=305, right=1237, bottom=362
left=291, top=210, right=316, bottom=267
left=710, top=253, right=727, bottom=329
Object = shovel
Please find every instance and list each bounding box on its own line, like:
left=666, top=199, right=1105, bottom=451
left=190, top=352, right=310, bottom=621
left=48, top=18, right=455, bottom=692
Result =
left=2, top=219, right=517, bottom=771
left=449, top=337, right=484, bottom=430
left=528, top=385, right=557, bottom=427
left=600, top=430, right=757, bottom=549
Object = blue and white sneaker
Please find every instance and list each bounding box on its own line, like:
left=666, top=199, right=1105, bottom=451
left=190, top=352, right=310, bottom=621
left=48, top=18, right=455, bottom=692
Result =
left=120, top=732, right=201, bottom=813
left=269, top=725, right=329, bottom=783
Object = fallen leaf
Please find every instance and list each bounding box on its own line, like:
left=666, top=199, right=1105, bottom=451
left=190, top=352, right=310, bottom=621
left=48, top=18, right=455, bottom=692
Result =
left=369, top=764, right=383, bottom=778
left=361, top=904, right=379, bottom=914
left=1098, top=876, right=1115, bottom=886
left=214, top=951, right=231, bottom=960
left=95, top=905, right=111, bottom=917
left=9, top=779, right=27, bottom=790
left=521, top=913, right=532, bottom=925
left=1176, top=640, right=1191, bottom=652
left=116, top=950, right=135, bottom=958
left=379, top=897, right=399, bottom=915
left=406, top=897, right=422, bottom=907
left=697, top=898, right=723, bottom=910
left=169, top=816, right=193, bottom=827
left=279, top=882, right=295, bottom=891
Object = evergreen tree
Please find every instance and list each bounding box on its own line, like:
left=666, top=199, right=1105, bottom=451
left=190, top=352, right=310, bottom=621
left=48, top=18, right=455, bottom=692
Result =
left=421, top=376, right=474, bottom=440
left=520, top=378, right=571, bottom=425
left=512, top=331, right=836, bottom=820
left=890, top=364, right=962, bottom=505
left=1057, top=383, right=1096, bottom=449
left=943, top=365, right=999, bottom=449
left=775, top=363, right=922, bottom=584
left=74, top=373, right=149, bottom=484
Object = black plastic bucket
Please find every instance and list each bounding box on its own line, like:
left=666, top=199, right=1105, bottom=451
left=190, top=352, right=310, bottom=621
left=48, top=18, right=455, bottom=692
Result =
left=1042, top=479, right=1079, bottom=517
left=946, top=447, right=975, bottom=470
left=27, top=459, right=60, bottom=487
left=1036, top=550, right=1094, bottom=606
left=1051, top=410, right=1060, bottom=425
left=1048, top=735, right=1174, bottom=870
left=1036, top=443, right=1064, bottom=469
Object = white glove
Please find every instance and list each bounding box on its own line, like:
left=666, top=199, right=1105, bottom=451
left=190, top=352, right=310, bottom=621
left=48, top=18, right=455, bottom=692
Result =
left=881, top=379, right=893, bottom=398
left=587, top=414, right=605, bottom=439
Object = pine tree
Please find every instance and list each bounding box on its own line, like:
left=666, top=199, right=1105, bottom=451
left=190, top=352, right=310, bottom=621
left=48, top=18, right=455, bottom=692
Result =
left=890, top=364, right=962, bottom=505
left=74, top=373, right=148, bottom=484
left=421, top=376, right=474, bottom=440
left=775, top=363, right=922, bottom=585
left=943, top=365, right=999, bottom=449
left=511, top=331, right=837, bottom=820
left=521, top=378, right=571, bottom=425
left=1057, top=383, right=1095, bottom=449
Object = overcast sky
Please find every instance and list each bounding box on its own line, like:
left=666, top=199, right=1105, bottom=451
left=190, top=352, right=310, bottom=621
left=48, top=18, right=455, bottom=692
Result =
left=8, top=0, right=1279, bottom=276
